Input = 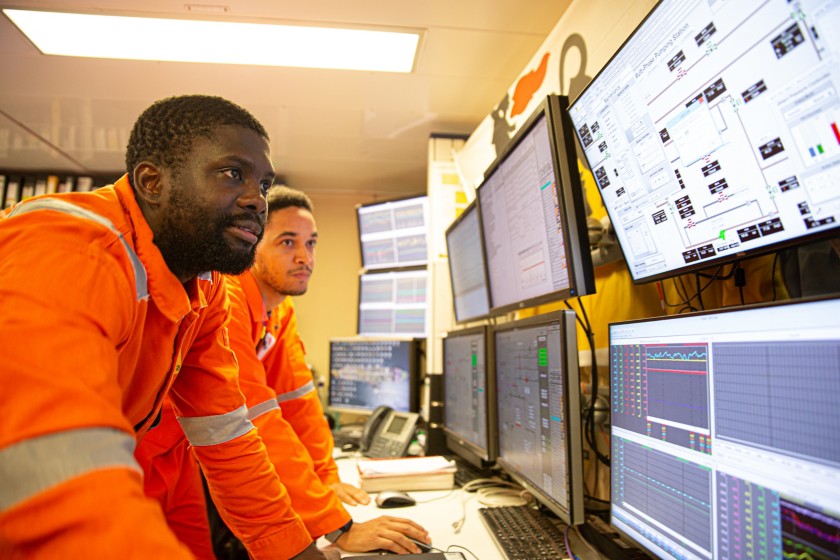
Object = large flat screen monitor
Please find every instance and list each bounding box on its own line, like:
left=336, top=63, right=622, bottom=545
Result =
left=569, top=0, right=840, bottom=283
left=493, top=310, right=584, bottom=525
left=445, top=201, right=492, bottom=323
left=609, top=297, right=840, bottom=559
left=356, top=194, right=429, bottom=271
left=357, top=268, right=427, bottom=338
left=478, top=95, right=595, bottom=315
left=442, top=325, right=497, bottom=468
left=328, top=337, right=420, bottom=415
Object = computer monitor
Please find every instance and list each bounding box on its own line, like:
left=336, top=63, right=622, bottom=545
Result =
left=442, top=325, right=497, bottom=468
left=609, top=297, right=840, bottom=559
left=356, top=194, right=429, bottom=271
left=477, top=94, right=595, bottom=315
left=493, top=310, right=585, bottom=525
left=568, top=0, right=840, bottom=284
left=445, top=201, right=492, bottom=323
left=327, top=337, right=420, bottom=415
left=357, top=268, right=428, bottom=338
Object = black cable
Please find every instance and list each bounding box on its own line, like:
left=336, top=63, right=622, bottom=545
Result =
left=567, top=299, right=610, bottom=468
left=694, top=273, right=704, bottom=310
left=733, top=260, right=746, bottom=305
left=447, top=544, right=480, bottom=560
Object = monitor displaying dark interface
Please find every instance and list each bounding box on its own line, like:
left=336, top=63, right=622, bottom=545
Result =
left=493, top=310, right=584, bottom=525
left=477, top=95, right=595, bottom=315
left=357, top=269, right=427, bottom=338
left=445, top=201, right=491, bottom=323
left=328, top=338, right=419, bottom=415
left=356, top=194, right=429, bottom=271
left=569, top=0, right=840, bottom=283
left=442, top=325, right=496, bottom=467
left=609, top=297, right=840, bottom=559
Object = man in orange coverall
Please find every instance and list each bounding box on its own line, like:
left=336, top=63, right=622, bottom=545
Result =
left=0, top=94, right=336, bottom=560
left=137, top=186, right=431, bottom=558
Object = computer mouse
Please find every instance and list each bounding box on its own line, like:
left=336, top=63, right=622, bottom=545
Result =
left=374, top=490, right=416, bottom=508
left=341, top=441, right=359, bottom=452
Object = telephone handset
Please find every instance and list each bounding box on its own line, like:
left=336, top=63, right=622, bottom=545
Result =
left=360, top=405, right=420, bottom=458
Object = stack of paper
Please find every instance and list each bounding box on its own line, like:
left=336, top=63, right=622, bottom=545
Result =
left=356, top=456, right=457, bottom=492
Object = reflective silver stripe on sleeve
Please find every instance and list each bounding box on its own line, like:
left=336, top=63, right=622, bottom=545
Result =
left=177, top=405, right=254, bottom=447
left=0, top=428, right=140, bottom=512
left=276, top=380, right=315, bottom=404
left=8, top=198, right=149, bottom=301
left=247, top=398, right=280, bottom=422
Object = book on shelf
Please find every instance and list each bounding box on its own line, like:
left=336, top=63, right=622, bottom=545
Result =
left=357, top=456, right=456, bottom=493
left=4, top=176, right=20, bottom=208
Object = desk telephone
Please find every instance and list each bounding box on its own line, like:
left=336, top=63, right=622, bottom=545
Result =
left=360, top=405, right=419, bottom=458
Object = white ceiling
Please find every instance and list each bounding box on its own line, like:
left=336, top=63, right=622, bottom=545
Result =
left=0, top=0, right=572, bottom=196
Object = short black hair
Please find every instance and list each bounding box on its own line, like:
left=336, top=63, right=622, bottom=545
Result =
left=265, top=185, right=314, bottom=216
left=125, top=94, right=269, bottom=187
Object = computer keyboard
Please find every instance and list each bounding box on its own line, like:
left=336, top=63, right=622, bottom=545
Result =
left=479, top=505, right=570, bottom=560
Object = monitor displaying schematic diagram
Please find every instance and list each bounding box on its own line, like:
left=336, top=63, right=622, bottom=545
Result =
left=569, top=0, right=840, bottom=283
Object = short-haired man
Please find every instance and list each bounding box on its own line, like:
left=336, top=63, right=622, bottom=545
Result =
left=0, top=95, right=333, bottom=560
left=137, top=186, right=431, bottom=557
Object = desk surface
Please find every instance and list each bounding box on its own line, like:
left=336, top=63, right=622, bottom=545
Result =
left=326, top=452, right=605, bottom=560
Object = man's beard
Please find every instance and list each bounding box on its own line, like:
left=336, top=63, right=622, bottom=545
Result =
left=155, top=190, right=264, bottom=280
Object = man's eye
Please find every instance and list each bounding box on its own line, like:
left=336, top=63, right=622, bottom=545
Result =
left=260, top=181, right=272, bottom=195
left=223, top=169, right=243, bottom=181
left=307, top=240, right=318, bottom=248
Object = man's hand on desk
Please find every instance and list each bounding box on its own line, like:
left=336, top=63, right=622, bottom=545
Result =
left=291, top=542, right=341, bottom=560
left=335, top=516, right=430, bottom=554
left=331, top=481, right=371, bottom=506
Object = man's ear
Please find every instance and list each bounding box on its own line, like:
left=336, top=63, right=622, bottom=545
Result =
left=133, top=162, right=164, bottom=205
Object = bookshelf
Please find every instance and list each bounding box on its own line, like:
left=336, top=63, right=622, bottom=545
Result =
left=0, top=171, right=121, bottom=209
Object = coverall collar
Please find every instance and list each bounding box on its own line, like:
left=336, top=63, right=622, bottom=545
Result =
left=114, top=175, right=209, bottom=322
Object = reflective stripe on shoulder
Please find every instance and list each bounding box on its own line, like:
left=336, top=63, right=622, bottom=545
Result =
left=9, top=198, right=149, bottom=301
left=276, top=380, right=315, bottom=404
left=0, top=427, right=140, bottom=512
left=247, top=398, right=280, bottom=422
left=177, top=405, right=254, bottom=447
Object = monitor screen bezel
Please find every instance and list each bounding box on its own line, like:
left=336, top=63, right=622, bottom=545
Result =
left=326, top=336, right=421, bottom=416
left=567, top=0, right=840, bottom=285
left=476, top=94, right=595, bottom=316
left=492, top=309, right=585, bottom=526
left=355, top=193, right=429, bottom=272
left=444, top=200, right=493, bottom=324
left=441, top=324, right=498, bottom=468
left=356, top=267, right=429, bottom=339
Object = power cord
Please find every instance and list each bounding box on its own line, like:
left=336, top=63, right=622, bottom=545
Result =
left=451, top=478, right=531, bottom=533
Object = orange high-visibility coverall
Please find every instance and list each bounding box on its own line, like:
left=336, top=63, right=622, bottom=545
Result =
left=226, top=271, right=349, bottom=535
left=136, top=271, right=351, bottom=551
left=0, top=176, right=311, bottom=559
left=253, top=276, right=341, bottom=488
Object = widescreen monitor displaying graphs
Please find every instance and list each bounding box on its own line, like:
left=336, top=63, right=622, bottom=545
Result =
left=357, top=269, right=428, bottom=338
left=609, top=297, right=840, bottom=560
left=569, top=0, right=840, bottom=283
left=356, top=195, right=429, bottom=271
